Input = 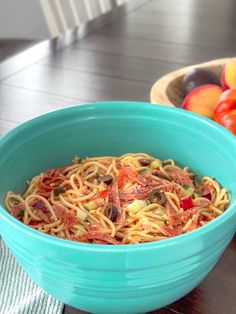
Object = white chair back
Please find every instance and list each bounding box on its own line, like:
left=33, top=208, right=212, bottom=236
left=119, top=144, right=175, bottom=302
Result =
left=40, top=0, right=129, bottom=37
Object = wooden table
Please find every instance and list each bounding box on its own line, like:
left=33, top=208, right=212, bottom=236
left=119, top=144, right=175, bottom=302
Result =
left=1, top=0, right=236, bottom=313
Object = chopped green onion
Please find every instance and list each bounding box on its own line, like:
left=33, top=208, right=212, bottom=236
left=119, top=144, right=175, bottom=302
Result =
left=19, top=210, right=24, bottom=217
left=127, top=200, right=148, bottom=213
left=83, top=200, right=97, bottom=211
left=77, top=209, right=88, bottom=221
left=75, top=228, right=86, bottom=236
left=183, top=185, right=195, bottom=196
left=193, top=191, right=200, bottom=199
left=163, top=161, right=172, bottom=166
left=150, top=159, right=162, bottom=170
left=138, top=168, right=148, bottom=174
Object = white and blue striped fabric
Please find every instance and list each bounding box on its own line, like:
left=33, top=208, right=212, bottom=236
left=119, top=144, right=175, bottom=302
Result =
left=0, top=238, right=63, bottom=314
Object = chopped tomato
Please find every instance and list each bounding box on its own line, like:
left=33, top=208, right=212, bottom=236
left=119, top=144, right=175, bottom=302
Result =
left=100, top=189, right=108, bottom=198
left=180, top=196, right=194, bottom=210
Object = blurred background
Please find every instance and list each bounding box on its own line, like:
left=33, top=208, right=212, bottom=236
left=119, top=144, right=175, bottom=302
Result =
left=0, top=0, right=128, bottom=62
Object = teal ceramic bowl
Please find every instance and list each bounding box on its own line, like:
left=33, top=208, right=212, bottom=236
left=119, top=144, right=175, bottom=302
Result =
left=0, top=102, right=236, bottom=314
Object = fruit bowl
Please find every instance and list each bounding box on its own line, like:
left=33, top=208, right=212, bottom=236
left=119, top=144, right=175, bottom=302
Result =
left=150, top=57, right=232, bottom=107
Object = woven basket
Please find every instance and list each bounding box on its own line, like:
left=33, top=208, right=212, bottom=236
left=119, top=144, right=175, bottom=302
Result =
left=150, top=57, right=233, bottom=107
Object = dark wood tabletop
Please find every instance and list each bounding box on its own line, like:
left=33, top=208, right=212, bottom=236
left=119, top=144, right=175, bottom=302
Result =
left=1, top=0, right=236, bottom=313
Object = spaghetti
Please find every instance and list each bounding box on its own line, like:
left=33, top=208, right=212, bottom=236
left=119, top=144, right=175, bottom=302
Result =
left=5, top=153, right=229, bottom=244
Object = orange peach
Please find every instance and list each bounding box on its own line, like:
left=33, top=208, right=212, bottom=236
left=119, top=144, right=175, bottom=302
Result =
left=221, top=59, right=236, bottom=89
left=182, top=84, right=223, bottom=118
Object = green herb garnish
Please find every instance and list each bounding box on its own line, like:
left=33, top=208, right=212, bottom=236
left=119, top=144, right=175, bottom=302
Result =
left=19, top=210, right=24, bottom=217
left=138, top=168, right=148, bottom=175
left=183, top=185, right=195, bottom=195
left=193, top=191, right=200, bottom=199
left=163, top=161, right=172, bottom=166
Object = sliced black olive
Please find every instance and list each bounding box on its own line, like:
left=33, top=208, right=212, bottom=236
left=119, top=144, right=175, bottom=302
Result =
left=105, top=203, right=119, bottom=222
left=32, top=200, right=48, bottom=213
left=53, top=186, right=66, bottom=196
left=148, top=188, right=166, bottom=205
left=139, top=158, right=152, bottom=166
left=97, top=175, right=113, bottom=185
left=33, top=200, right=45, bottom=209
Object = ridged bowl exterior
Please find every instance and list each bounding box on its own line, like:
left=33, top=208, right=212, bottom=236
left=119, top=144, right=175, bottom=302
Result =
left=0, top=102, right=236, bottom=314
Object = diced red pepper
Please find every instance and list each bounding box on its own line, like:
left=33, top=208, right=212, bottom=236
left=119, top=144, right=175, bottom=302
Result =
left=100, top=189, right=108, bottom=198
left=180, top=195, right=194, bottom=210
left=202, top=192, right=212, bottom=201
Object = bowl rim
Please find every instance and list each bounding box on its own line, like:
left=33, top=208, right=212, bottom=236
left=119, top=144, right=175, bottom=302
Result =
left=0, top=101, right=236, bottom=252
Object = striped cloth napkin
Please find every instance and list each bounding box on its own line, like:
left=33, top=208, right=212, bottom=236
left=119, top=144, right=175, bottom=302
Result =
left=0, top=238, right=63, bottom=314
